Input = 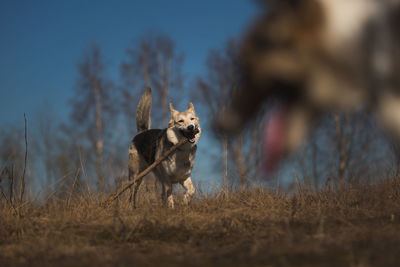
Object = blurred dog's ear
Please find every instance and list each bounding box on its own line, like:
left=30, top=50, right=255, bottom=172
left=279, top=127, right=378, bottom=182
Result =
left=259, top=0, right=322, bottom=22
left=260, top=0, right=311, bottom=9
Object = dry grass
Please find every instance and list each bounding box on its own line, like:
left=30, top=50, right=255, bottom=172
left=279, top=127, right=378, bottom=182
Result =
left=2, top=177, right=400, bottom=266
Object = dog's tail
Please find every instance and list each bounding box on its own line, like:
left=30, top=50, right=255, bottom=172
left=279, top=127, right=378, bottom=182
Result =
left=136, top=87, right=152, bottom=133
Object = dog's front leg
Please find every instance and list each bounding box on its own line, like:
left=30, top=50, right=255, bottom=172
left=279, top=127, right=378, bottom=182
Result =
left=161, top=182, right=174, bottom=208
left=180, top=177, right=195, bottom=205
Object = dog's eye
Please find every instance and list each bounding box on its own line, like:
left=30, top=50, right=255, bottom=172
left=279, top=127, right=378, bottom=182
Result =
left=190, top=118, right=194, bottom=120
left=178, top=119, right=184, bottom=123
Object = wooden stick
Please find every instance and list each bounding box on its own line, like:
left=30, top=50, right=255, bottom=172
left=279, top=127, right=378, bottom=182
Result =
left=104, top=138, right=188, bottom=204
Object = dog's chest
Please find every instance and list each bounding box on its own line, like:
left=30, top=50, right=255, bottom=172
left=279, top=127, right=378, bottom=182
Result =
left=161, top=147, right=196, bottom=182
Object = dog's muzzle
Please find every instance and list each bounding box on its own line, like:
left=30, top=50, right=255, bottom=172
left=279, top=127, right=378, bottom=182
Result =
left=181, top=125, right=200, bottom=143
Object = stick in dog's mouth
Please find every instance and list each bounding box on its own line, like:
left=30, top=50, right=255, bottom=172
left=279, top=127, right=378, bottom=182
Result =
left=181, top=128, right=200, bottom=143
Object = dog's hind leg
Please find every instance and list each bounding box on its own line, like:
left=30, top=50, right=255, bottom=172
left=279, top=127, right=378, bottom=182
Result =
left=180, top=177, right=195, bottom=205
left=161, top=181, right=174, bottom=208
left=128, top=167, right=141, bottom=208
left=128, top=143, right=144, bottom=208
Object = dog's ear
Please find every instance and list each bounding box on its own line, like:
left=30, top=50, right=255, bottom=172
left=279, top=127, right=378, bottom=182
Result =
left=169, top=103, right=178, bottom=117
left=169, top=104, right=178, bottom=127
left=188, top=102, right=195, bottom=113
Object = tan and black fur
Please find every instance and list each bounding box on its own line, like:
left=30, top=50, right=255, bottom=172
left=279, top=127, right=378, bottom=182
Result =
left=129, top=87, right=201, bottom=208
left=217, top=0, right=400, bottom=169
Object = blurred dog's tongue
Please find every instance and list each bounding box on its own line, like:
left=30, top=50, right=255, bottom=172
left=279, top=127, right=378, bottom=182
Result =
left=263, top=106, right=287, bottom=174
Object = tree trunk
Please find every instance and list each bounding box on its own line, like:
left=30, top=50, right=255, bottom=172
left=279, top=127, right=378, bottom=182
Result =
left=93, top=78, right=105, bottom=191
left=157, top=52, right=171, bottom=126
left=334, top=114, right=347, bottom=189
left=234, top=133, right=247, bottom=188
left=141, top=44, right=151, bottom=88
left=222, top=135, right=228, bottom=191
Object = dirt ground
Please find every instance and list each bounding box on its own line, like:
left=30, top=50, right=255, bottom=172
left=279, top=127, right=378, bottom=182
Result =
left=2, top=178, right=400, bottom=266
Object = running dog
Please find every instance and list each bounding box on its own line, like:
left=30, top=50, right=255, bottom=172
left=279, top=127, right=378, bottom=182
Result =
left=129, top=87, right=201, bottom=208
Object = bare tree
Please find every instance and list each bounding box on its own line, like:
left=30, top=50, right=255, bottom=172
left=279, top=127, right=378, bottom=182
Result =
left=69, top=43, right=117, bottom=191
left=120, top=33, right=184, bottom=132
left=388, top=137, right=400, bottom=176
left=330, top=112, right=379, bottom=186
left=0, top=125, right=25, bottom=200
left=293, top=111, right=389, bottom=189
left=196, top=39, right=263, bottom=189
left=195, top=41, right=234, bottom=188
left=31, top=103, right=58, bottom=187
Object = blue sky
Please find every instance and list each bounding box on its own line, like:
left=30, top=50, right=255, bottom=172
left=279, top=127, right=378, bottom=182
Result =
left=0, top=0, right=261, bottom=190
left=0, top=0, right=259, bottom=126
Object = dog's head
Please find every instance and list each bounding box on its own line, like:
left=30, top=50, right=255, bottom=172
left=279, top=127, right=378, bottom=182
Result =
left=216, top=0, right=392, bottom=172
left=169, top=102, right=201, bottom=144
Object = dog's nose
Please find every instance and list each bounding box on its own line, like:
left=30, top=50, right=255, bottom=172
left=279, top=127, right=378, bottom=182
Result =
left=187, top=125, right=194, bottom=131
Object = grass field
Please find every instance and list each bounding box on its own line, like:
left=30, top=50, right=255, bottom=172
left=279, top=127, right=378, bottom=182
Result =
left=1, top=177, right=400, bottom=266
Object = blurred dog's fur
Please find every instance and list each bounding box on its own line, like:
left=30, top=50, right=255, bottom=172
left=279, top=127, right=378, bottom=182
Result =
left=128, top=87, right=201, bottom=208
left=217, top=0, right=400, bottom=170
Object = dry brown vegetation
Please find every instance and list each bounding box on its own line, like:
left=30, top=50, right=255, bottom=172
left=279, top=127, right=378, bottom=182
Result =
left=2, top=177, right=400, bottom=267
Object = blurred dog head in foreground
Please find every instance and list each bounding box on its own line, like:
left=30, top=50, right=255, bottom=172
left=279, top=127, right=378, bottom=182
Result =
left=217, top=0, right=400, bottom=172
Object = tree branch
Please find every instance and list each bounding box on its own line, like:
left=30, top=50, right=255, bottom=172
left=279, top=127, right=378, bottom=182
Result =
left=20, top=113, right=27, bottom=202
